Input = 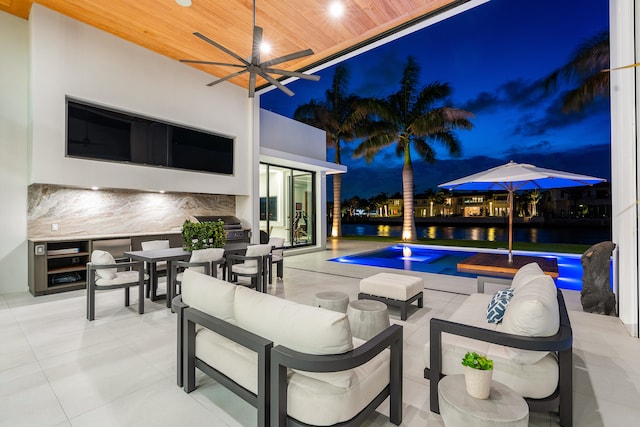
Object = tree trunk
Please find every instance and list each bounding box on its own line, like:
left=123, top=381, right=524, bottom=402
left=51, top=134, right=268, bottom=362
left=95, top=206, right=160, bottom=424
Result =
left=332, top=173, right=342, bottom=237
left=402, top=162, right=416, bottom=241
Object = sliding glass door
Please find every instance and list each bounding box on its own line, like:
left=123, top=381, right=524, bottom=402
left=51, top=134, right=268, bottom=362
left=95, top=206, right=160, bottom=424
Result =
left=260, top=163, right=315, bottom=248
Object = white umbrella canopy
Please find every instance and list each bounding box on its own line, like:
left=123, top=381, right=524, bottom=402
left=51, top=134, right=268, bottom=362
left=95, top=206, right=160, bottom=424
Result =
left=438, top=160, right=606, bottom=262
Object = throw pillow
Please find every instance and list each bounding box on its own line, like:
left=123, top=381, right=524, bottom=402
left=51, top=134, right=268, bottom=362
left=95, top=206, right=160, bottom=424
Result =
left=486, top=288, right=515, bottom=323
left=91, top=250, right=117, bottom=280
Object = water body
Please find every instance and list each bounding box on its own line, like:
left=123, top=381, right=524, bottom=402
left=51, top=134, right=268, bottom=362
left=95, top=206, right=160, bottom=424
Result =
left=341, top=223, right=611, bottom=246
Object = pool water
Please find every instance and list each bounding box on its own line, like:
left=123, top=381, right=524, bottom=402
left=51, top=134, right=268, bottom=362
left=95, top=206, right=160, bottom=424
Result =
left=329, top=244, right=610, bottom=291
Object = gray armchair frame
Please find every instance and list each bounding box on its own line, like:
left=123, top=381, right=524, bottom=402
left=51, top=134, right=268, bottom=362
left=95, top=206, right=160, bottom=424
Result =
left=268, top=244, right=285, bottom=284
left=178, top=297, right=273, bottom=427
left=424, top=289, right=573, bottom=426
left=270, top=324, right=403, bottom=427
left=86, top=259, right=146, bottom=321
left=226, top=253, right=269, bottom=292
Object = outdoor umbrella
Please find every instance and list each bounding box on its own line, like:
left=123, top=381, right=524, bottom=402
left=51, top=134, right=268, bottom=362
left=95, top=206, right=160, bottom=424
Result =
left=438, top=160, right=606, bottom=262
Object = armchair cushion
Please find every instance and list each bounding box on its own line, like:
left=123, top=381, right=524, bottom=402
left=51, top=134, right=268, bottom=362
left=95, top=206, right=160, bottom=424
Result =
left=91, top=250, right=117, bottom=280
left=233, top=285, right=353, bottom=356
left=501, top=274, right=559, bottom=364
left=188, top=248, right=225, bottom=274
left=95, top=270, right=147, bottom=286
left=242, top=244, right=272, bottom=268
left=181, top=269, right=236, bottom=323
left=511, top=262, right=545, bottom=290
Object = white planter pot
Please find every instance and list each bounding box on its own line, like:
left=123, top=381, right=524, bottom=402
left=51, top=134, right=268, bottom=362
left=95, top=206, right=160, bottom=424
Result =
left=463, top=366, right=493, bottom=399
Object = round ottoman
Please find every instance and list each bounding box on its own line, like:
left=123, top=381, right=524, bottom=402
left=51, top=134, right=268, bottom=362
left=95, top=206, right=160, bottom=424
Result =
left=438, top=375, right=529, bottom=426
left=347, top=300, right=390, bottom=340
left=313, top=291, right=350, bottom=313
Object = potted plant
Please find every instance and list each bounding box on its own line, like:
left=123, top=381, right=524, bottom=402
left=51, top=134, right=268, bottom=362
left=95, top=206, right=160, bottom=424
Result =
left=461, top=351, right=494, bottom=399
left=181, top=219, right=226, bottom=251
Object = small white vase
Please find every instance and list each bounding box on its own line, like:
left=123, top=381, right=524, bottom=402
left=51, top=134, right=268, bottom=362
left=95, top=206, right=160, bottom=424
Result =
left=464, top=366, right=493, bottom=399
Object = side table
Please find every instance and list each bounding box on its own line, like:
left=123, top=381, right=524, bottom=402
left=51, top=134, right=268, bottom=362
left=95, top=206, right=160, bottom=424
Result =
left=438, top=375, right=529, bottom=426
left=346, top=300, right=390, bottom=340
left=313, top=291, right=350, bottom=313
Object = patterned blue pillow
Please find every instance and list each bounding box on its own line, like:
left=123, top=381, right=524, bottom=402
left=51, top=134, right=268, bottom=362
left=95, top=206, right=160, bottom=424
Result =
left=486, top=288, right=515, bottom=324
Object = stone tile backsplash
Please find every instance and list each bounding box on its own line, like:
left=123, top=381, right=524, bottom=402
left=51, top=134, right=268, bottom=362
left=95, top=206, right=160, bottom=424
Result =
left=28, top=184, right=235, bottom=238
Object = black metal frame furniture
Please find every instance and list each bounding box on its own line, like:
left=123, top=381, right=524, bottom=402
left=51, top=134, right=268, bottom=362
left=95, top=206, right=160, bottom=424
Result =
left=358, top=291, right=423, bottom=321
left=86, top=259, right=147, bottom=321
left=177, top=300, right=273, bottom=427
left=267, top=237, right=285, bottom=284
left=226, top=252, right=269, bottom=292
left=270, top=324, right=404, bottom=427
left=425, top=288, right=573, bottom=427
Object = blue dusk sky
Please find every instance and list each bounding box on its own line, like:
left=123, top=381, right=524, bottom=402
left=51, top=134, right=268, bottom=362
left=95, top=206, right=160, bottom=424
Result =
left=260, top=0, right=611, bottom=200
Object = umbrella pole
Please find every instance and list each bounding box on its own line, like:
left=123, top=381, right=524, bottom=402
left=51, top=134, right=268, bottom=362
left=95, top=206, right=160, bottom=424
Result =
left=508, top=190, right=513, bottom=263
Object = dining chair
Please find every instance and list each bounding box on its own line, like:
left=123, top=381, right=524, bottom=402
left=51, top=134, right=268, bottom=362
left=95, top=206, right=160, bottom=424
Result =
left=86, top=250, right=148, bottom=321
left=226, top=244, right=272, bottom=292
left=267, top=237, right=285, bottom=284
left=174, top=248, right=226, bottom=294
left=140, top=239, right=170, bottom=296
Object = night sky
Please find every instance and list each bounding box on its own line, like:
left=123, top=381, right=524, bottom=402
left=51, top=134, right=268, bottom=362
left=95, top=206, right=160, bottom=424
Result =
left=260, top=0, right=611, bottom=200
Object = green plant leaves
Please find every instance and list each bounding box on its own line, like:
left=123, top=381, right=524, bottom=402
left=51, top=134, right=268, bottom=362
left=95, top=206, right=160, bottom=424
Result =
left=181, top=220, right=226, bottom=251
left=461, top=351, right=494, bottom=370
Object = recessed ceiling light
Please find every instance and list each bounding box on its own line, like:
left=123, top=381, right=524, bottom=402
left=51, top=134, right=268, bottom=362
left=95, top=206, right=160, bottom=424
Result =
left=175, top=0, right=192, bottom=7
left=159, top=190, right=166, bottom=194
left=329, top=1, right=345, bottom=18
left=91, top=186, right=99, bottom=191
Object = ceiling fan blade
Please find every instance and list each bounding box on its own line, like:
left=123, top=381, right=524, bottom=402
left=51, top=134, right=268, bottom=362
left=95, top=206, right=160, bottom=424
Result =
left=180, top=59, right=246, bottom=68
left=251, top=26, right=263, bottom=65
left=602, top=62, right=640, bottom=72
left=248, top=72, right=257, bottom=98
left=262, top=68, right=321, bottom=81
left=193, top=32, right=250, bottom=66
left=260, top=49, right=314, bottom=68
left=259, top=71, right=294, bottom=96
left=206, top=69, right=249, bottom=87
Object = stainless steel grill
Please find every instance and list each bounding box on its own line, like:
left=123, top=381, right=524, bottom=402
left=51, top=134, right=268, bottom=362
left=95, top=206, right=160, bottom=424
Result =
left=192, top=215, right=249, bottom=242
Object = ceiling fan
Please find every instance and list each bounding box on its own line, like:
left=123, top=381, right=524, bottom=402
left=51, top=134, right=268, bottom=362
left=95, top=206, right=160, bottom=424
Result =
left=180, top=0, right=320, bottom=97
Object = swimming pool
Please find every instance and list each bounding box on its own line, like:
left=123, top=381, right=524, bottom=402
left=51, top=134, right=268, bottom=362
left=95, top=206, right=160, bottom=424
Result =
left=329, top=244, right=606, bottom=291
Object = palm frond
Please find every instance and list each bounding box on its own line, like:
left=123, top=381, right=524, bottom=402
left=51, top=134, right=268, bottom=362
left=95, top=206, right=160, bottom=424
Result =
left=353, top=134, right=397, bottom=162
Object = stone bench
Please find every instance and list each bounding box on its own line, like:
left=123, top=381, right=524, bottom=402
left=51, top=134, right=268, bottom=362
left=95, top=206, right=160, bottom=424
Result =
left=359, top=272, right=424, bottom=320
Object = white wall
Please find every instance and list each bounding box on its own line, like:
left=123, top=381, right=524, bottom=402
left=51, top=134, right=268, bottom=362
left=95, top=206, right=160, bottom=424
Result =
left=29, top=5, right=251, bottom=196
left=610, top=0, right=639, bottom=337
left=260, top=109, right=326, bottom=160
left=0, top=12, right=29, bottom=293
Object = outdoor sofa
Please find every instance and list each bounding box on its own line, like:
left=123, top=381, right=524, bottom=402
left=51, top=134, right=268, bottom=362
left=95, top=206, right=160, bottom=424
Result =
left=423, top=262, right=573, bottom=426
left=173, top=269, right=403, bottom=427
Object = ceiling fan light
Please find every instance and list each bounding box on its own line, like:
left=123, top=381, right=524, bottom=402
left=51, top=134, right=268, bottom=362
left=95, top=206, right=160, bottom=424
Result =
left=329, top=1, right=345, bottom=18
left=175, top=0, right=192, bottom=7
left=260, top=41, right=271, bottom=54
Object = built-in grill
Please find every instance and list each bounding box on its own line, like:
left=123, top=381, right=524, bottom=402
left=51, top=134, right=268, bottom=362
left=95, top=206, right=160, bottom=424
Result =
left=193, top=215, right=250, bottom=242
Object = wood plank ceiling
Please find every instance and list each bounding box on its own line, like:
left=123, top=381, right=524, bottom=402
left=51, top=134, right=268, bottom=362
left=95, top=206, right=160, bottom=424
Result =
left=2, top=0, right=466, bottom=93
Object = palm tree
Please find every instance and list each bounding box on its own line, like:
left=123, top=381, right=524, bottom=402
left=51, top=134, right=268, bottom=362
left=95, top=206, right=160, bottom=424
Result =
left=353, top=56, right=474, bottom=240
left=294, top=65, right=362, bottom=237
left=544, top=31, right=609, bottom=113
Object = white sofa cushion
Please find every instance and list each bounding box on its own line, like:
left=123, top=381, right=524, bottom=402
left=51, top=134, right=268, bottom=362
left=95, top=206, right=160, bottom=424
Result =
left=234, top=286, right=353, bottom=355
left=181, top=269, right=236, bottom=323
left=242, top=244, right=273, bottom=268
left=91, top=250, right=117, bottom=280
left=501, top=273, right=559, bottom=364
left=286, top=341, right=390, bottom=425
left=196, top=328, right=258, bottom=393
left=511, top=262, right=545, bottom=290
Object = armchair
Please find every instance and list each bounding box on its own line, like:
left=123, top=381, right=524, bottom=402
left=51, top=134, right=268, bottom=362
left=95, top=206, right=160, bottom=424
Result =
left=86, top=250, right=148, bottom=321
left=267, top=237, right=285, bottom=284
left=226, top=244, right=272, bottom=292
left=174, top=248, right=226, bottom=293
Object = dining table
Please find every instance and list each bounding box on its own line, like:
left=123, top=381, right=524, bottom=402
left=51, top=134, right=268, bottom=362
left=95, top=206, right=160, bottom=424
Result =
left=124, top=247, right=191, bottom=308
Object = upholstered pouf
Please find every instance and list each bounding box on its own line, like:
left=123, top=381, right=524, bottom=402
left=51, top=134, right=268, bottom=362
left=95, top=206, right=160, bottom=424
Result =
left=313, top=291, right=350, bottom=313
left=347, top=300, right=390, bottom=340
left=359, top=272, right=424, bottom=320
left=438, top=375, right=528, bottom=426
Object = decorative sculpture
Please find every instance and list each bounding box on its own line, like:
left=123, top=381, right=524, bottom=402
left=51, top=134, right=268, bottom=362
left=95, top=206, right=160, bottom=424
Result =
left=581, top=241, right=616, bottom=315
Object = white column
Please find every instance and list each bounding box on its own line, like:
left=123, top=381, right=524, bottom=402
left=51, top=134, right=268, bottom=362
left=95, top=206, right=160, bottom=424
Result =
left=610, top=0, right=639, bottom=336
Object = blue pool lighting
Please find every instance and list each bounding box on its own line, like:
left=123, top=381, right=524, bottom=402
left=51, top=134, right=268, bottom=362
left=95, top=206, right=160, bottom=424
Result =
left=329, top=244, right=614, bottom=291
